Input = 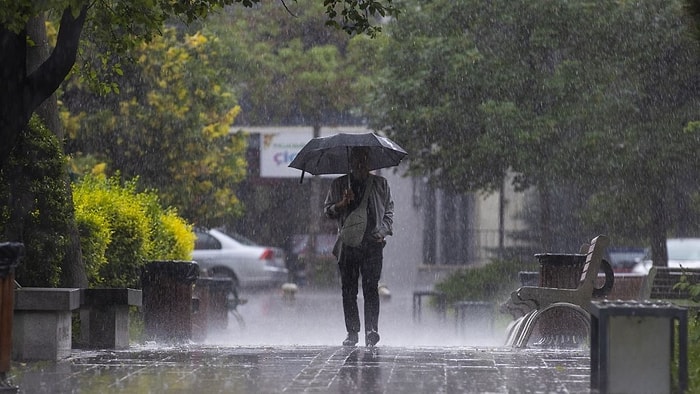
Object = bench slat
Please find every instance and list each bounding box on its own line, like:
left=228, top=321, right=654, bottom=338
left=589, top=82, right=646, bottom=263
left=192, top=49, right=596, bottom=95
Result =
left=647, top=267, right=700, bottom=301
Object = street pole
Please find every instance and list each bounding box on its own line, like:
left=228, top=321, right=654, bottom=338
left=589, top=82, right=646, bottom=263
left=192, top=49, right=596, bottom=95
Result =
left=308, top=125, right=321, bottom=262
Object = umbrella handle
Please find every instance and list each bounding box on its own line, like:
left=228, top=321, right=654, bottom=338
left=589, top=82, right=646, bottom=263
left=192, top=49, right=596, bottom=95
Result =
left=347, top=146, right=351, bottom=188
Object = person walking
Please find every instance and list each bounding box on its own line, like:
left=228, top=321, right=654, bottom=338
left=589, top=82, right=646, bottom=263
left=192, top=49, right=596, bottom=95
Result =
left=324, top=146, right=394, bottom=347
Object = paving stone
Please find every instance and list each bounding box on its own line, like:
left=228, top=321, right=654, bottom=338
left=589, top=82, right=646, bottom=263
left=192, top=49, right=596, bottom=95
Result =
left=7, top=345, right=591, bottom=393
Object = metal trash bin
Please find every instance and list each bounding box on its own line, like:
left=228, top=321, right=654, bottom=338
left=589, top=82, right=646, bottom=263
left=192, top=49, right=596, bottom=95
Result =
left=518, top=271, right=539, bottom=286
left=536, top=253, right=587, bottom=289
left=192, top=277, right=232, bottom=341
left=141, top=260, right=199, bottom=343
left=590, top=300, right=688, bottom=394
left=0, top=242, right=24, bottom=389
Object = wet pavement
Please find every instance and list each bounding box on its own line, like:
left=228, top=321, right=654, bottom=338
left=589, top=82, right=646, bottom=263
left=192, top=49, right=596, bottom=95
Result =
left=5, top=288, right=593, bottom=393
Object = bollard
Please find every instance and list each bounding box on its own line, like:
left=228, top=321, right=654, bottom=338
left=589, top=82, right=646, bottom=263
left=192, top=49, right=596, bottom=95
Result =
left=281, top=282, right=299, bottom=303
left=141, top=261, right=199, bottom=343
left=590, top=300, right=687, bottom=394
left=0, top=242, right=24, bottom=390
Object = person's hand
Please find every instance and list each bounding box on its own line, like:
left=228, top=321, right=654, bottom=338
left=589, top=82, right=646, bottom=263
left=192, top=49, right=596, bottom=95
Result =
left=371, top=232, right=384, bottom=243
left=336, top=188, right=354, bottom=209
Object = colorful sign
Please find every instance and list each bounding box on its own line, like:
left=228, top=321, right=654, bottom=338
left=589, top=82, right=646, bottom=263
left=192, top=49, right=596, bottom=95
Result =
left=259, top=130, right=312, bottom=178
left=255, top=126, right=371, bottom=178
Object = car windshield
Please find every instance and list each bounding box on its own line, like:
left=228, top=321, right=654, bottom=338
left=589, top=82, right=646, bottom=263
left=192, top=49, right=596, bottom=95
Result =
left=668, top=240, right=700, bottom=261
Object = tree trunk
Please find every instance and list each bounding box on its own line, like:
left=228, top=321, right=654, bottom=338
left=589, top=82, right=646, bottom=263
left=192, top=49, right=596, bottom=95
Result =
left=26, top=15, right=87, bottom=288
left=0, top=5, right=87, bottom=171
left=308, top=124, right=322, bottom=262
left=539, top=185, right=553, bottom=252
left=498, top=178, right=505, bottom=258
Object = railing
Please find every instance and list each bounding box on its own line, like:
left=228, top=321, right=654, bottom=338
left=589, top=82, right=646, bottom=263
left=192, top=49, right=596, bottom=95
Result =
left=426, top=229, right=531, bottom=265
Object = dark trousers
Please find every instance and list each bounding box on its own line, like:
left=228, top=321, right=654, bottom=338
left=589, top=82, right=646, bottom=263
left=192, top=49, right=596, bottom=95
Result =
left=338, top=242, right=383, bottom=334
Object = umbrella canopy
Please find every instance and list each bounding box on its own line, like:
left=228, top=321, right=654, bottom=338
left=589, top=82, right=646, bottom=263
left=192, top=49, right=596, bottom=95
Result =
left=288, top=133, right=407, bottom=179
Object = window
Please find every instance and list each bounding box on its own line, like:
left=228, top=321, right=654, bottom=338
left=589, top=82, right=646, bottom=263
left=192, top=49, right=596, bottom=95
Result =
left=194, top=232, right=222, bottom=250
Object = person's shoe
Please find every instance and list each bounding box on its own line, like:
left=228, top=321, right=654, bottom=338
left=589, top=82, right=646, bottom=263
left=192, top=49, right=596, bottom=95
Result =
left=342, top=332, right=359, bottom=347
left=366, top=330, right=380, bottom=347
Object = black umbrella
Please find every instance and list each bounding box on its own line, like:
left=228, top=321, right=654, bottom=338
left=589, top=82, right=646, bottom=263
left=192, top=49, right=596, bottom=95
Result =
left=288, top=132, right=407, bottom=182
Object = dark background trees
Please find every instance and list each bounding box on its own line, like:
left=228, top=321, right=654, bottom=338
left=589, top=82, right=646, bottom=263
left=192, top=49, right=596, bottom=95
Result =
left=5, top=0, right=700, bottom=277
left=371, top=0, right=700, bottom=265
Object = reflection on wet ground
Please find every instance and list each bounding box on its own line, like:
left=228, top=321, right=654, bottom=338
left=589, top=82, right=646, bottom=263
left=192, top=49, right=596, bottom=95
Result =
left=9, top=345, right=590, bottom=393
left=7, top=288, right=592, bottom=393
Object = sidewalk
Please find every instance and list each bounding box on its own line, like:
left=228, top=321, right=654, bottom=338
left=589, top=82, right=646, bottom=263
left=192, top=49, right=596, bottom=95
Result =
left=6, top=288, right=593, bottom=393
left=8, top=344, right=590, bottom=393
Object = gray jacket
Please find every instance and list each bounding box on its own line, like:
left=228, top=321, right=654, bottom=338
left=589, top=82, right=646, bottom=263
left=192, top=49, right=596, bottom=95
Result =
left=324, top=174, right=394, bottom=255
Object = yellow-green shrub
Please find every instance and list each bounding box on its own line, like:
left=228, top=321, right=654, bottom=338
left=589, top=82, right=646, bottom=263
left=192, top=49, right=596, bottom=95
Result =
left=73, top=174, right=193, bottom=288
left=74, top=209, right=111, bottom=286
left=152, top=210, right=195, bottom=260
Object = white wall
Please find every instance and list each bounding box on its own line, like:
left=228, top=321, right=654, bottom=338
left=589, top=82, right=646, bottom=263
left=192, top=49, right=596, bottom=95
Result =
left=378, top=164, right=424, bottom=291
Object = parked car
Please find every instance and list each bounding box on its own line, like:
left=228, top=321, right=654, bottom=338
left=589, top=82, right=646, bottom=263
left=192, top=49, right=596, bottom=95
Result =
left=291, top=233, right=337, bottom=259
left=632, top=238, right=700, bottom=274
left=605, top=247, right=645, bottom=273
left=192, top=228, right=288, bottom=289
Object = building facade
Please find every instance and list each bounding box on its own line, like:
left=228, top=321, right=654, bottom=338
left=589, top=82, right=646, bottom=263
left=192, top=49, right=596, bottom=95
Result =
left=239, top=126, right=534, bottom=291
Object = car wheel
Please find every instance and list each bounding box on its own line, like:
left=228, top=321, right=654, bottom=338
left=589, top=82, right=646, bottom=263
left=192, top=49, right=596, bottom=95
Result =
left=209, top=267, right=240, bottom=288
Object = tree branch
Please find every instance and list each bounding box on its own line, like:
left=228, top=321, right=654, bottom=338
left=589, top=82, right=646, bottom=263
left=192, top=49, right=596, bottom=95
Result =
left=27, top=5, right=88, bottom=110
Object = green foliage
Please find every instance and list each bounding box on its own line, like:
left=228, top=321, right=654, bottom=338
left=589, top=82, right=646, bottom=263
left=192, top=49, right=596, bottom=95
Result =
left=654, top=275, right=700, bottom=390
left=0, top=116, right=69, bottom=287
left=153, top=210, right=197, bottom=261
left=74, top=206, right=111, bottom=287
left=2, top=0, right=398, bottom=38
left=63, top=27, right=247, bottom=227
left=73, top=174, right=194, bottom=288
left=434, top=259, right=538, bottom=305
left=6, top=0, right=396, bottom=95
left=689, top=316, right=700, bottom=391
left=205, top=0, right=382, bottom=126
left=372, top=0, right=700, bottom=253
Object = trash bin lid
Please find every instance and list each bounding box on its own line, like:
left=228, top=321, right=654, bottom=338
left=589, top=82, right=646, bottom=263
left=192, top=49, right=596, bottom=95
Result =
left=142, top=260, right=199, bottom=283
left=0, top=242, right=24, bottom=278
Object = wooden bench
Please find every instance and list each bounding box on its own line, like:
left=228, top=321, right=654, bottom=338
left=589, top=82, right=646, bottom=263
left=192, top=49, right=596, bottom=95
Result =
left=510, top=235, right=610, bottom=313
left=642, top=266, right=700, bottom=307
left=505, top=235, right=610, bottom=348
